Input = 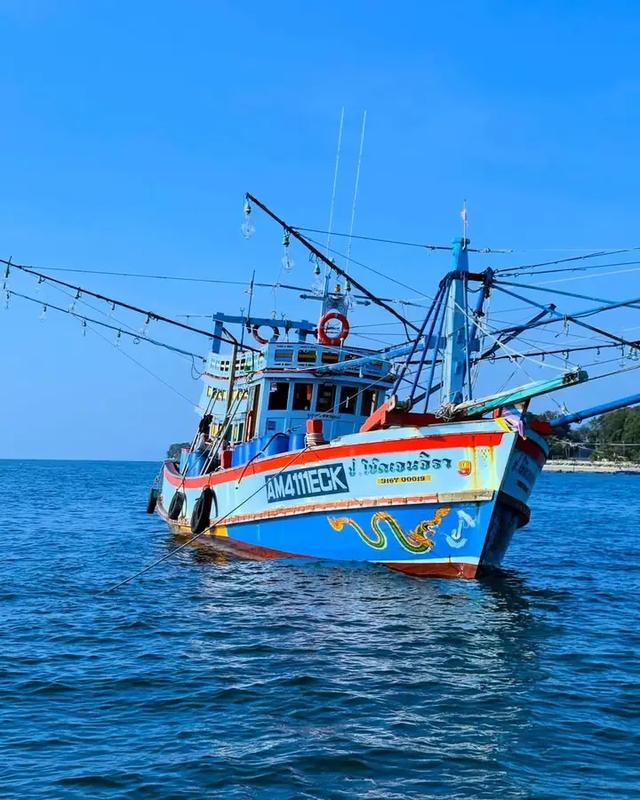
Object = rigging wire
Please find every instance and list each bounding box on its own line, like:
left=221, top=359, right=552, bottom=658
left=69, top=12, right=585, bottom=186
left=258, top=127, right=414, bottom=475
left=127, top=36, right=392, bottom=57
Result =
left=497, top=259, right=640, bottom=279
left=295, top=227, right=454, bottom=250
left=496, top=278, right=640, bottom=312
left=305, top=235, right=433, bottom=301
left=492, top=284, right=640, bottom=353
left=245, top=193, right=420, bottom=333
left=38, top=274, right=209, bottom=383
left=1, top=258, right=430, bottom=311
left=293, top=228, right=511, bottom=254
left=507, top=264, right=640, bottom=286
left=494, top=247, right=640, bottom=275
left=6, top=289, right=207, bottom=361
left=325, top=107, right=344, bottom=257
left=0, top=257, right=254, bottom=351
left=37, top=272, right=157, bottom=347
left=345, top=110, right=367, bottom=268
left=0, top=265, right=309, bottom=291
left=86, top=323, right=201, bottom=407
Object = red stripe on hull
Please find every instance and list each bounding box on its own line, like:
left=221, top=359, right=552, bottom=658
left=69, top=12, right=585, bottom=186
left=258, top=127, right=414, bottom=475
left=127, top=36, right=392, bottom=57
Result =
left=384, top=561, right=478, bottom=579
left=164, top=431, right=504, bottom=489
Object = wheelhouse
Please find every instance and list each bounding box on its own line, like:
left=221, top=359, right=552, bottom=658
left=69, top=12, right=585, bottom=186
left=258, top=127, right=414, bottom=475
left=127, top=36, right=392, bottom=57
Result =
left=193, top=338, right=394, bottom=470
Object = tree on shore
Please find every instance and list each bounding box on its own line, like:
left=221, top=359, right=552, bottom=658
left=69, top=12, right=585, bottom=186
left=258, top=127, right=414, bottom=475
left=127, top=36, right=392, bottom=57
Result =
left=536, top=407, right=640, bottom=461
left=581, top=407, right=640, bottom=461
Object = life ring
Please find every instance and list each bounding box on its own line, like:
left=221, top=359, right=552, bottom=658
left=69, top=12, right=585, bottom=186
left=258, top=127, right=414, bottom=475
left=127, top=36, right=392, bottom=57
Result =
left=190, top=487, right=215, bottom=534
left=317, top=312, right=349, bottom=346
left=252, top=324, right=280, bottom=345
left=168, top=490, right=185, bottom=521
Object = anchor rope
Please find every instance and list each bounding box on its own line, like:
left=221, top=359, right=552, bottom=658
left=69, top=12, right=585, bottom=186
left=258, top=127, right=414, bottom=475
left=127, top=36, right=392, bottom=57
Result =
left=102, top=445, right=312, bottom=594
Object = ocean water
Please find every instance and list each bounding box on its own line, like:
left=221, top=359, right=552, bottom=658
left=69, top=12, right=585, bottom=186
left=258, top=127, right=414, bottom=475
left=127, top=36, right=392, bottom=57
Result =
left=1, top=460, right=638, bottom=800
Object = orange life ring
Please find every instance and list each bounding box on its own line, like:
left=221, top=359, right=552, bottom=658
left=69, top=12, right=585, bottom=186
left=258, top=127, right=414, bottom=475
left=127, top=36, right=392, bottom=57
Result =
left=251, top=324, right=280, bottom=345
left=317, top=311, right=350, bottom=346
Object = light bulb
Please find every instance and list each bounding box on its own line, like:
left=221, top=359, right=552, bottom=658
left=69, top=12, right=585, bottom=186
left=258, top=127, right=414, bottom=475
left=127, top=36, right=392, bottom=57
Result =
left=241, top=218, right=255, bottom=239
left=281, top=253, right=294, bottom=272
left=241, top=199, right=255, bottom=239
left=139, top=313, right=151, bottom=338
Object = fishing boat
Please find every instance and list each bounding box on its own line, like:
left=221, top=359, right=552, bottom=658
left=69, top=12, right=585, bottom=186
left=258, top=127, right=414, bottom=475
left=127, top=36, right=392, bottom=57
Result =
left=146, top=193, right=640, bottom=578
left=4, top=191, right=640, bottom=579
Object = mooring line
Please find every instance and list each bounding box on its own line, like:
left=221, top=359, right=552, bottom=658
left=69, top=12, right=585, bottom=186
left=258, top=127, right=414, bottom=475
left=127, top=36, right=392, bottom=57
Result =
left=102, top=446, right=311, bottom=594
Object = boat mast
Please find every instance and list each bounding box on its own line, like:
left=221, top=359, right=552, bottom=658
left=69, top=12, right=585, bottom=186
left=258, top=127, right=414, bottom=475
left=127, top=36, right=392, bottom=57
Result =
left=222, top=342, right=238, bottom=442
left=245, top=193, right=420, bottom=333
left=441, top=237, right=471, bottom=405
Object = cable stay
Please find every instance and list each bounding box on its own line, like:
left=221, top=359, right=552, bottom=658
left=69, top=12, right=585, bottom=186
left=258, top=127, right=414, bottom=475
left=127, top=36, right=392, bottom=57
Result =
left=291, top=226, right=512, bottom=254
left=494, top=246, right=640, bottom=275
left=495, top=278, right=640, bottom=314
left=491, top=284, right=640, bottom=352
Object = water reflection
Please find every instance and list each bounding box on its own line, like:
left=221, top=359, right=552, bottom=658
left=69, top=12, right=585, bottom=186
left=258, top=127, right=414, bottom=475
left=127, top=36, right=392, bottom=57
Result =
left=186, top=558, right=548, bottom=796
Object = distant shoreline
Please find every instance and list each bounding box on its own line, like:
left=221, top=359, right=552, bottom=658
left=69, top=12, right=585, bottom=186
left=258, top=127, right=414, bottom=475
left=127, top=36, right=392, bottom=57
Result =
left=544, top=459, right=640, bottom=473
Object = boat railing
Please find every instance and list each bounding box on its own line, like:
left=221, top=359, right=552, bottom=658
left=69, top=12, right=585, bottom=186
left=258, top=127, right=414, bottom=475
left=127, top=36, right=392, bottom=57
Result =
left=206, top=351, right=264, bottom=376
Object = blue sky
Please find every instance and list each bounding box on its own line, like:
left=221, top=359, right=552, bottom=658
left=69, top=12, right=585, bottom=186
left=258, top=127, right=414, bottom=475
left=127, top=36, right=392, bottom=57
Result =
left=2, top=1, right=640, bottom=459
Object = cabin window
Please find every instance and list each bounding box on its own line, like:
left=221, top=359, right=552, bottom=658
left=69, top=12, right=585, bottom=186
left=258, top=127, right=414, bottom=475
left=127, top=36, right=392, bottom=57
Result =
left=246, top=385, right=260, bottom=439
left=268, top=381, right=289, bottom=410
left=292, top=382, right=313, bottom=411
left=339, top=385, right=359, bottom=415
left=360, top=388, right=377, bottom=417
left=298, top=349, right=316, bottom=364
left=274, top=348, right=293, bottom=363
left=230, top=422, right=244, bottom=443
left=316, top=383, right=336, bottom=413
left=321, top=351, right=339, bottom=364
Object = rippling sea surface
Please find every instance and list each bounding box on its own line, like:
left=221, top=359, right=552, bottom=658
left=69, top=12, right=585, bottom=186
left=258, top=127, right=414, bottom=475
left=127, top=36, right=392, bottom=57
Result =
left=1, top=460, right=639, bottom=799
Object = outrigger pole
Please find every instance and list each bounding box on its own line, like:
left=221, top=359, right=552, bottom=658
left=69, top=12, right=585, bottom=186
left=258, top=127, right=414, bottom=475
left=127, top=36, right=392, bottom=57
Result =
left=1, top=257, right=254, bottom=352
left=548, top=392, right=640, bottom=428
left=245, top=193, right=421, bottom=333
left=453, top=370, right=588, bottom=417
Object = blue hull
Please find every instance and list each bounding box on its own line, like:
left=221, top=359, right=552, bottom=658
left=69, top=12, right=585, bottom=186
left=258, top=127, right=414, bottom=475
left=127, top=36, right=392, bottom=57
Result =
left=158, top=420, right=544, bottom=578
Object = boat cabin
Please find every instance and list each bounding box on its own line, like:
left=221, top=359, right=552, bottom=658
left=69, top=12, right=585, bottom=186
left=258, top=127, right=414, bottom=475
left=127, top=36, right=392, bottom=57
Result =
left=194, top=338, right=393, bottom=469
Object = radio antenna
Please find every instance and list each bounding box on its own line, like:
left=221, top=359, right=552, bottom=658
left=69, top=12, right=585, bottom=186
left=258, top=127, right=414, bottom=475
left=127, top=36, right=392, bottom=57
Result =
left=345, top=110, right=367, bottom=268
left=325, top=107, right=345, bottom=257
